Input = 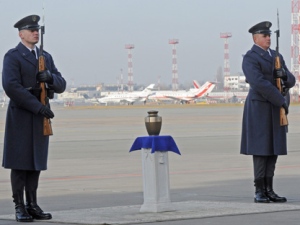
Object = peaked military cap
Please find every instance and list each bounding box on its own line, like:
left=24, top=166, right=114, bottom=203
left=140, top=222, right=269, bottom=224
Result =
left=248, top=21, right=272, bottom=34
left=14, top=15, right=40, bottom=31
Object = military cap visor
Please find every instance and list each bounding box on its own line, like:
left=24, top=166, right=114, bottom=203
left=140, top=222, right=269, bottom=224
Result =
left=248, top=21, right=272, bottom=34
left=14, top=15, right=40, bottom=31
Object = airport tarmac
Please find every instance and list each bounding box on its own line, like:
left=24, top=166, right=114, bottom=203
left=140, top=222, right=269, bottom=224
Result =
left=0, top=104, right=299, bottom=225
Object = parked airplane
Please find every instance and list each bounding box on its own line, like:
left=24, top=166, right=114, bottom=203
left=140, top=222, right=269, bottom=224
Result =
left=191, top=80, right=248, bottom=103
left=149, top=81, right=215, bottom=104
left=97, top=84, right=155, bottom=105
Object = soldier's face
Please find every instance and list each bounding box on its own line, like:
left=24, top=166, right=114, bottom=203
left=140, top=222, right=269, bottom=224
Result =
left=19, top=29, right=39, bottom=48
left=253, top=34, right=271, bottom=50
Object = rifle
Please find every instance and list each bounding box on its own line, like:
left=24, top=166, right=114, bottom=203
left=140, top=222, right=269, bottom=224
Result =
left=274, top=10, right=288, bottom=126
left=39, top=25, right=53, bottom=135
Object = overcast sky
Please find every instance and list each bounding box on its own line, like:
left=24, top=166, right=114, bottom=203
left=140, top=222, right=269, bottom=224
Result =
left=0, top=0, right=293, bottom=87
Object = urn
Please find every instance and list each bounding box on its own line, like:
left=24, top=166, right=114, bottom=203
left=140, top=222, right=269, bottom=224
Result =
left=145, top=110, right=162, bottom=135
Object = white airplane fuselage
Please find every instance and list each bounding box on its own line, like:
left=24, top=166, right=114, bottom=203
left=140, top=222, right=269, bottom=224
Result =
left=97, top=84, right=155, bottom=105
left=149, top=81, right=215, bottom=103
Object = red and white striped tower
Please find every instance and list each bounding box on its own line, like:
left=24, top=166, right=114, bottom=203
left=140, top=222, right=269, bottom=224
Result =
left=125, top=44, right=134, bottom=92
left=220, top=32, right=232, bottom=79
left=169, top=39, right=179, bottom=91
left=291, top=0, right=300, bottom=82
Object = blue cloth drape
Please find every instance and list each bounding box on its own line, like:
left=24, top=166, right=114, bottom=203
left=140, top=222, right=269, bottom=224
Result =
left=129, top=135, right=181, bottom=155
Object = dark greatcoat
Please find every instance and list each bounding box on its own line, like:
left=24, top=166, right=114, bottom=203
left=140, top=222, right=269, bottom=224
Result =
left=2, top=42, right=66, bottom=171
left=240, top=44, right=295, bottom=156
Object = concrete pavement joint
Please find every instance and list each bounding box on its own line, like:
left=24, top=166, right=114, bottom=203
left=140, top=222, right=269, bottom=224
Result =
left=1, top=201, right=300, bottom=225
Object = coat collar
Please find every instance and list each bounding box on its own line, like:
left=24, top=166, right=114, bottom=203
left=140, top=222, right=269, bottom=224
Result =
left=251, top=44, right=273, bottom=63
left=16, top=42, right=38, bottom=66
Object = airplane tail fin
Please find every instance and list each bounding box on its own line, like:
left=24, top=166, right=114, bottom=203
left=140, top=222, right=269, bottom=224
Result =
left=142, top=84, right=155, bottom=92
left=193, top=80, right=201, bottom=89
left=194, top=81, right=215, bottom=97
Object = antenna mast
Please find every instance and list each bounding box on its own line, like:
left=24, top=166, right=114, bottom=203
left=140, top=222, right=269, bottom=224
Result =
left=125, top=44, right=134, bottom=92
left=169, top=39, right=179, bottom=91
left=220, top=32, right=232, bottom=91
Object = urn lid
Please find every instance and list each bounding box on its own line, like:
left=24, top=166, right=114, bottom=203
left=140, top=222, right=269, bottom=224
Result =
left=147, top=110, right=158, bottom=116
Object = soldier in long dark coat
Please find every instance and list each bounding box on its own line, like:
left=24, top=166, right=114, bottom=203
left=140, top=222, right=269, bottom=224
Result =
left=241, top=21, right=295, bottom=203
left=2, top=15, right=66, bottom=222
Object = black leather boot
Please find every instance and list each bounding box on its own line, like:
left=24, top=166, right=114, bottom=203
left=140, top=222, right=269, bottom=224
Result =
left=254, top=178, right=270, bottom=203
left=25, top=191, right=52, bottom=220
left=265, top=177, right=287, bottom=203
left=13, top=192, right=33, bottom=222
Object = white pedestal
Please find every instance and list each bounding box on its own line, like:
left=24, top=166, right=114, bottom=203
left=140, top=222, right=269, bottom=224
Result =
left=140, top=148, right=175, bottom=213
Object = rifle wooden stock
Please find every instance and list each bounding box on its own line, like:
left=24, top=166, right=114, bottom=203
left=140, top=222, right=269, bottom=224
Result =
left=275, top=56, right=288, bottom=126
left=39, top=55, right=53, bottom=136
